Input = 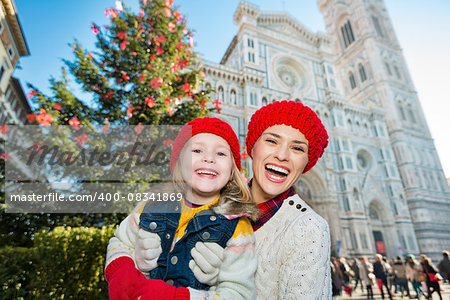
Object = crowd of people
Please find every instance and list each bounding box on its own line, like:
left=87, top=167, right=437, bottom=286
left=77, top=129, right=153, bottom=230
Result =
left=331, top=250, right=450, bottom=299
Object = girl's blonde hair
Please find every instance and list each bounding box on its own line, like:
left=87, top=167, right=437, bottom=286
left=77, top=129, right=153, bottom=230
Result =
left=171, top=147, right=251, bottom=204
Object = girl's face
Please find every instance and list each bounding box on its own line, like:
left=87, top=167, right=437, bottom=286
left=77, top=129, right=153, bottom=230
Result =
left=251, top=125, right=309, bottom=203
left=179, top=133, right=233, bottom=205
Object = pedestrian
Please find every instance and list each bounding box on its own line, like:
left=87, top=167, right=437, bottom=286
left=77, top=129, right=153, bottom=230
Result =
left=406, top=254, right=426, bottom=299
left=359, top=256, right=375, bottom=299
left=385, top=258, right=395, bottom=293
left=333, top=256, right=344, bottom=296
left=392, top=256, right=410, bottom=297
left=420, top=254, right=443, bottom=300
left=331, top=257, right=343, bottom=299
left=340, top=257, right=352, bottom=288
left=373, top=254, right=393, bottom=299
left=437, top=250, right=450, bottom=283
left=351, top=258, right=363, bottom=292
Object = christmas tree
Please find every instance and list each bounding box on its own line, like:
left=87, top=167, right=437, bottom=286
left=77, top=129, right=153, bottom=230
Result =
left=26, top=0, right=217, bottom=127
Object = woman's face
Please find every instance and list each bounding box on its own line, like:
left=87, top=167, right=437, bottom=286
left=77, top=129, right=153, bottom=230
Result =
left=251, top=124, right=309, bottom=202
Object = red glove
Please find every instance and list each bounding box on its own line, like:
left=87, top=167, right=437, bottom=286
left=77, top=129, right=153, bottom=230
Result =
left=131, top=279, right=190, bottom=300
left=105, top=256, right=147, bottom=300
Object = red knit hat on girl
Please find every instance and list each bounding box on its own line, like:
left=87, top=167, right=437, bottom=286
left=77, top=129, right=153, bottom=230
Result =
left=170, top=117, right=241, bottom=172
left=246, top=100, right=328, bottom=174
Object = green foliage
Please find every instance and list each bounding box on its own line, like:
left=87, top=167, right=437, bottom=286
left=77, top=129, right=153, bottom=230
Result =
left=0, top=226, right=116, bottom=299
left=30, top=226, right=115, bottom=299
left=0, top=246, right=34, bottom=300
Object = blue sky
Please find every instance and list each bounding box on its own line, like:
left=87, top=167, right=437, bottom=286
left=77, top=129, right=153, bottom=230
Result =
left=14, top=0, right=450, bottom=178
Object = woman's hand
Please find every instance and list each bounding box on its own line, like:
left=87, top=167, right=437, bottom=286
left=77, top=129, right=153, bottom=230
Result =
left=135, top=229, right=162, bottom=272
left=189, top=242, right=225, bottom=286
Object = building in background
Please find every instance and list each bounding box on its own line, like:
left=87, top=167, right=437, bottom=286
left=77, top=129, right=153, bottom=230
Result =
left=0, top=0, right=31, bottom=184
left=203, top=0, right=450, bottom=261
left=0, top=0, right=30, bottom=126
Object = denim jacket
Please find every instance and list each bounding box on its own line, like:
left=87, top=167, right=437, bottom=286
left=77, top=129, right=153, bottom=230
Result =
left=139, top=200, right=240, bottom=289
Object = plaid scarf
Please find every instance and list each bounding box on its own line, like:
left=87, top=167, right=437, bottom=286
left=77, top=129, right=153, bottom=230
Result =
left=251, top=185, right=295, bottom=231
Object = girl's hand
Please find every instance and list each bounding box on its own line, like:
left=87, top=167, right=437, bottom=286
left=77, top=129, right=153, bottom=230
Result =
left=105, top=256, right=147, bottom=300
left=135, top=229, right=162, bottom=272
left=189, top=242, right=225, bottom=285
left=131, top=278, right=190, bottom=300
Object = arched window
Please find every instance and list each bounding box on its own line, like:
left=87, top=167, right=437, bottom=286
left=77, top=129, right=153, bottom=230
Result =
left=385, top=62, right=392, bottom=76
left=347, top=119, right=353, bottom=132
left=249, top=92, right=257, bottom=106
left=372, top=16, right=384, bottom=38
left=340, top=178, right=347, bottom=191
left=323, top=112, right=330, bottom=126
left=343, top=196, right=350, bottom=212
left=407, top=107, right=416, bottom=123
left=398, top=105, right=406, bottom=121
left=248, top=52, right=255, bottom=63
left=262, top=97, right=267, bottom=106
left=340, top=20, right=355, bottom=48
left=358, top=64, right=367, bottom=82
left=353, top=188, right=360, bottom=203
left=218, top=86, right=224, bottom=103
left=364, top=123, right=369, bottom=136
left=349, top=72, right=357, bottom=89
left=393, top=65, right=402, bottom=79
left=230, top=89, right=237, bottom=105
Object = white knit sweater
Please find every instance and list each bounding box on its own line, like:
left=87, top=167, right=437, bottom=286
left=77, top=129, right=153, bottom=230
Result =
left=254, top=194, right=332, bottom=300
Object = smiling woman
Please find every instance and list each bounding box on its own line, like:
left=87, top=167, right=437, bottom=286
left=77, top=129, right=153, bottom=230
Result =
left=243, top=101, right=331, bottom=299
left=149, top=101, right=332, bottom=299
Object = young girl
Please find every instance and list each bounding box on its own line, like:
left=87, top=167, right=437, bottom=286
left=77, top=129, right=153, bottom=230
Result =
left=105, top=117, right=259, bottom=299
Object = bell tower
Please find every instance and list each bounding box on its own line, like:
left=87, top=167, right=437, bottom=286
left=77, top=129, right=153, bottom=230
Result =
left=318, top=0, right=450, bottom=259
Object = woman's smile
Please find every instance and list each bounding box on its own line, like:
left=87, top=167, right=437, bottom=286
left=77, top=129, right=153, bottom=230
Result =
left=264, top=163, right=290, bottom=183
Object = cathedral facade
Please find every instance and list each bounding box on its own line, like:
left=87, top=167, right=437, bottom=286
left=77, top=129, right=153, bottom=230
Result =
left=201, top=0, right=450, bottom=261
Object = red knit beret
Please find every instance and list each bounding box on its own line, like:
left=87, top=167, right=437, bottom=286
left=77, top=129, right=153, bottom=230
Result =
left=246, top=100, right=328, bottom=173
left=170, top=117, right=241, bottom=172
